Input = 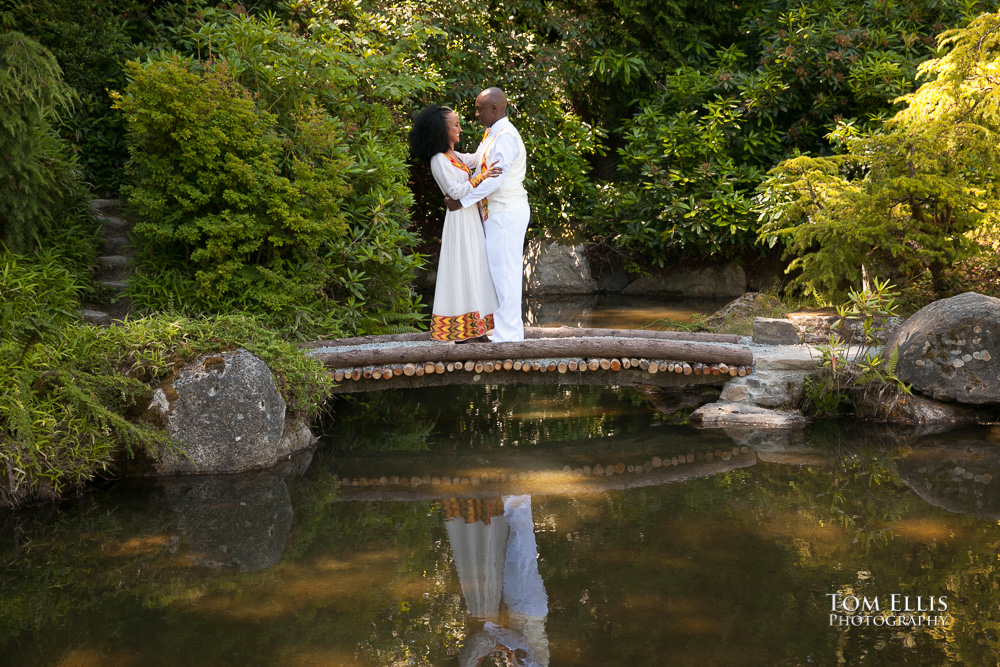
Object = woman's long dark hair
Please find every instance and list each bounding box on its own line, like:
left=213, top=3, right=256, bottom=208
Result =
left=408, top=105, right=452, bottom=163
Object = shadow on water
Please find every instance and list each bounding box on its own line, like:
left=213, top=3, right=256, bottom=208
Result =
left=4, top=384, right=1000, bottom=664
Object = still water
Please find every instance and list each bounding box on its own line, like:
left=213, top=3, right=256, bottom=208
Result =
left=3, top=301, right=1000, bottom=665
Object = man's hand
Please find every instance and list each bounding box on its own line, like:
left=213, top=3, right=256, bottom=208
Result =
left=444, top=195, right=462, bottom=211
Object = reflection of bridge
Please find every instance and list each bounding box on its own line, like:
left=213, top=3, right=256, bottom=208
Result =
left=329, top=432, right=758, bottom=501
left=303, top=327, right=754, bottom=394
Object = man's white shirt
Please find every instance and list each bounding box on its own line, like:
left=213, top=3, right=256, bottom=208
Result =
left=457, top=116, right=528, bottom=214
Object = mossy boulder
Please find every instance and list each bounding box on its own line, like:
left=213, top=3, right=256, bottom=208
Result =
left=886, top=292, right=1000, bottom=405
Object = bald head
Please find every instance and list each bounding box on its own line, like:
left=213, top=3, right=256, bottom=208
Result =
left=474, top=87, right=507, bottom=129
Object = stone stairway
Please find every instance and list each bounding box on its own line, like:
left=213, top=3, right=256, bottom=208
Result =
left=80, top=198, right=134, bottom=325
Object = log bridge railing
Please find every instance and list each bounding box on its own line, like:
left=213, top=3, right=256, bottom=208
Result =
left=303, top=327, right=754, bottom=393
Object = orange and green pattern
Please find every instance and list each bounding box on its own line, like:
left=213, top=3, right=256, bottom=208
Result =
left=446, top=153, right=486, bottom=218
left=430, top=311, right=494, bottom=341
left=478, top=129, right=500, bottom=220
left=442, top=497, right=505, bottom=525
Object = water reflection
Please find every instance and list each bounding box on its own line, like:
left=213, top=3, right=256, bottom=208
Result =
left=445, top=495, right=549, bottom=666
left=6, top=410, right=1000, bottom=664
left=899, top=430, right=1000, bottom=521
left=160, top=471, right=293, bottom=573
left=524, top=295, right=729, bottom=329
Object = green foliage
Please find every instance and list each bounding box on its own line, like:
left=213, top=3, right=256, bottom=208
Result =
left=0, top=248, right=86, bottom=350
left=0, top=31, right=87, bottom=252
left=590, top=0, right=999, bottom=266
left=758, top=10, right=1000, bottom=300
left=608, top=95, right=764, bottom=265
left=0, top=0, right=162, bottom=193
left=114, top=9, right=430, bottom=337
left=1, top=244, right=333, bottom=507
left=114, top=58, right=342, bottom=332
left=801, top=279, right=910, bottom=417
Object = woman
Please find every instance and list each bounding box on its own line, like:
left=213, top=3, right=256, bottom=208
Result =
left=409, top=105, right=500, bottom=343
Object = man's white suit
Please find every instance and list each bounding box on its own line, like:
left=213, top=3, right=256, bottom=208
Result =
left=459, top=116, right=530, bottom=343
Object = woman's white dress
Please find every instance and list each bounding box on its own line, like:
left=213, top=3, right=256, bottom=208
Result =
left=429, top=152, right=499, bottom=341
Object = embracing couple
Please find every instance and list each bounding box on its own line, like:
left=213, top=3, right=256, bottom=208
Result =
left=408, top=87, right=530, bottom=344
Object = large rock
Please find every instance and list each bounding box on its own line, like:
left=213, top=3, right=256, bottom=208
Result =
left=854, top=390, right=991, bottom=425
left=752, top=317, right=800, bottom=345
left=690, top=402, right=808, bottom=428
left=523, top=239, right=598, bottom=295
left=704, top=292, right=785, bottom=328
left=886, top=292, right=1000, bottom=404
left=150, top=349, right=311, bottom=474
left=624, top=263, right=747, bottom=298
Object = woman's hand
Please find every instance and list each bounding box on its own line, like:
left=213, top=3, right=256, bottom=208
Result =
left=484, top=160, right=502, bottom=178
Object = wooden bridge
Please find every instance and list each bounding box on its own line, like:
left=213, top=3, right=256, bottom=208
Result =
left=303, top=326, right=754, bottom=393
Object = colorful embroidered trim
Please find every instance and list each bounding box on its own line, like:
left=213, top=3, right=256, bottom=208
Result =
left=478, top=129, right=501, bottom=220
left=442, top=497, right=505, bottom=525
left=445, top=154, right=485, bottom=219
left=430, top=311, right=494, bottom=341
left=446, top=153, right=471, bottom=175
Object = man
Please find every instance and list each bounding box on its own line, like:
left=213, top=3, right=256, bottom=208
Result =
left=446, top=87, right=530, bottom=343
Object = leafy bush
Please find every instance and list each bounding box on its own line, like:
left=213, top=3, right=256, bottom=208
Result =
left=0, top=31, right=86, bottom=252
left=757, top=10, right=1000, bottom=299
left=1, top=0, right=150, bottom=193
left=607, top=95, right=763, bottom=265
left=801, top=279, right=910, bottom=418
left=585, top=0, right=999, bottom=266
left=1, top=246, right=333, bottom=508
left=114, top=10, right=430, bottom=338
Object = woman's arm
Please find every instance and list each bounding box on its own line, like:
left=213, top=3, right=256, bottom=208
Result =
left=454, top=150, right=478, bottom=170
left=431, top=154, right=500, bottom=203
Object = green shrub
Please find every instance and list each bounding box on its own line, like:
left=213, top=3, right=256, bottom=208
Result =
left=114, top=10, right=429, bottom=338
left=800, top=279, right=910, bottom=418
left=1, top=246, right=333, bottom=507
left=0, top=31, right=86, bottom=252
left=757, top=11, right=1000, bottom=300
left=0, top=0, right=216, bottom=194
left=581, top=0, right=999, bottom=266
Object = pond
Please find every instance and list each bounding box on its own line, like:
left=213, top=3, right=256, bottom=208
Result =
left=2, top=303, right=1000, bottom=666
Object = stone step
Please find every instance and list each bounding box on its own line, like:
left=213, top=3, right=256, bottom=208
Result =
left=98, top=216, right=129, bottom=232
left=97, top=254, right=130, bottom=270
left=89, top=198, right=121, bottom=214
left=79, top=309, right=113, bottom=326
left=95, top=255, right=130, bottom=281
left=97, top=279, right=129, bottom=292
left=100, top=235, right=131, bottom=255
left=98, top=254, right=130, bottom=269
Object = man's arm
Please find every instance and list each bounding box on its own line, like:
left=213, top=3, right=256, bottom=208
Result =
left=458, top=133, right=518, bottom=208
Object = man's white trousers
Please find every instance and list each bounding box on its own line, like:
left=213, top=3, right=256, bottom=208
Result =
left=483, top=206, right=530, bottom=343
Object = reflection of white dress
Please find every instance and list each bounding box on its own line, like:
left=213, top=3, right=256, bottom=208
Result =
left=446, top=515, right=508, bottom=620
left=451, top=495, right=550, bottom=667
left=429, top=152, right=500, bottom=341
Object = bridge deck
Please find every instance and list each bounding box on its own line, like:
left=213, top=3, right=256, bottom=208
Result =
left=304, top=326, right=754, bottom=393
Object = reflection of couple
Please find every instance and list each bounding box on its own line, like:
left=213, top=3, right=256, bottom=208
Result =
left=409, top=87, right=531, bottom=344
left=442, top=495, right=549, bottom=667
